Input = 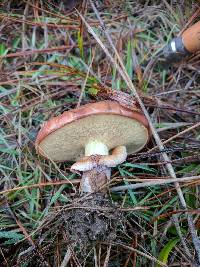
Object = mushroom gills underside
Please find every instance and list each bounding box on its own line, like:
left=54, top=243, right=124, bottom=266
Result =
left=38, top=114, right=148, bottom=161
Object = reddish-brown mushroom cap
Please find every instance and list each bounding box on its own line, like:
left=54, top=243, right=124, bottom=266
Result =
left=35, top=101, right=150, bottom=162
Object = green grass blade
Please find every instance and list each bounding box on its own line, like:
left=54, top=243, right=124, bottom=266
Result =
left=156, top=238, right=179, bottom=267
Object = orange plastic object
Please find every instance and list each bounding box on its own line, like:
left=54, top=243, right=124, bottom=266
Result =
left=182, top=21, right=200, bottom=53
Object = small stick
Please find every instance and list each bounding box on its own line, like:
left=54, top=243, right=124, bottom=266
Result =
left=111, top=175, right=200, bottom=192
left=60, top=248, right=71, bottom=267
left=103, top=245, right=111, bottom=267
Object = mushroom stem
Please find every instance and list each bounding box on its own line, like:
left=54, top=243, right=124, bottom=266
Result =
left=99, top=146, right=127, bottom=167
left=71, top=146, right=127, bottom=194
left=80, top=167, right=111, bottom=193
left=85, top=140, right=109, bottom=156
left=71, top=146, right=127, bottom=172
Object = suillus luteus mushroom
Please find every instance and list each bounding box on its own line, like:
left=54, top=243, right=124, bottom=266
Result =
left=35, top=100, right=149, bottom=248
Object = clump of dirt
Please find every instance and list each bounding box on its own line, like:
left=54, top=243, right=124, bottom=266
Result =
left=62, top=193, right=122, bottom=250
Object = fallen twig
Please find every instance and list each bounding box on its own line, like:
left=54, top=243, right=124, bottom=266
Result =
left=111, top=175, right=200, bottom=192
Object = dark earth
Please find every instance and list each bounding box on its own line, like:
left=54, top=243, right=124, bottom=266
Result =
left=62, top=193, right=122, bottom=251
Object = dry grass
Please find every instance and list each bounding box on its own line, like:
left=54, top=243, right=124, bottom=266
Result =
left=0, top=1, right=200, bottom=266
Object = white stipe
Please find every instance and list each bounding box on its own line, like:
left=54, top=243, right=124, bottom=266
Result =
left=171, top=41, right=177, bottom=52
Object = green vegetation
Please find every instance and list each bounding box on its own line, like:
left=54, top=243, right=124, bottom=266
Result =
left=0, top=0, right=199, bottom=266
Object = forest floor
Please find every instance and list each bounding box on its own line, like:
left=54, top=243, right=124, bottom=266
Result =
left=0, top=1, right=200, bottom=266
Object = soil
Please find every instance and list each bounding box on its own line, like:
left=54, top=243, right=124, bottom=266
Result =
left=62, top=193, right=122, bottom=251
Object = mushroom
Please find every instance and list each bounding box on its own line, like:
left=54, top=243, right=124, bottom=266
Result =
left=35, top=101, right=149, bottom=193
